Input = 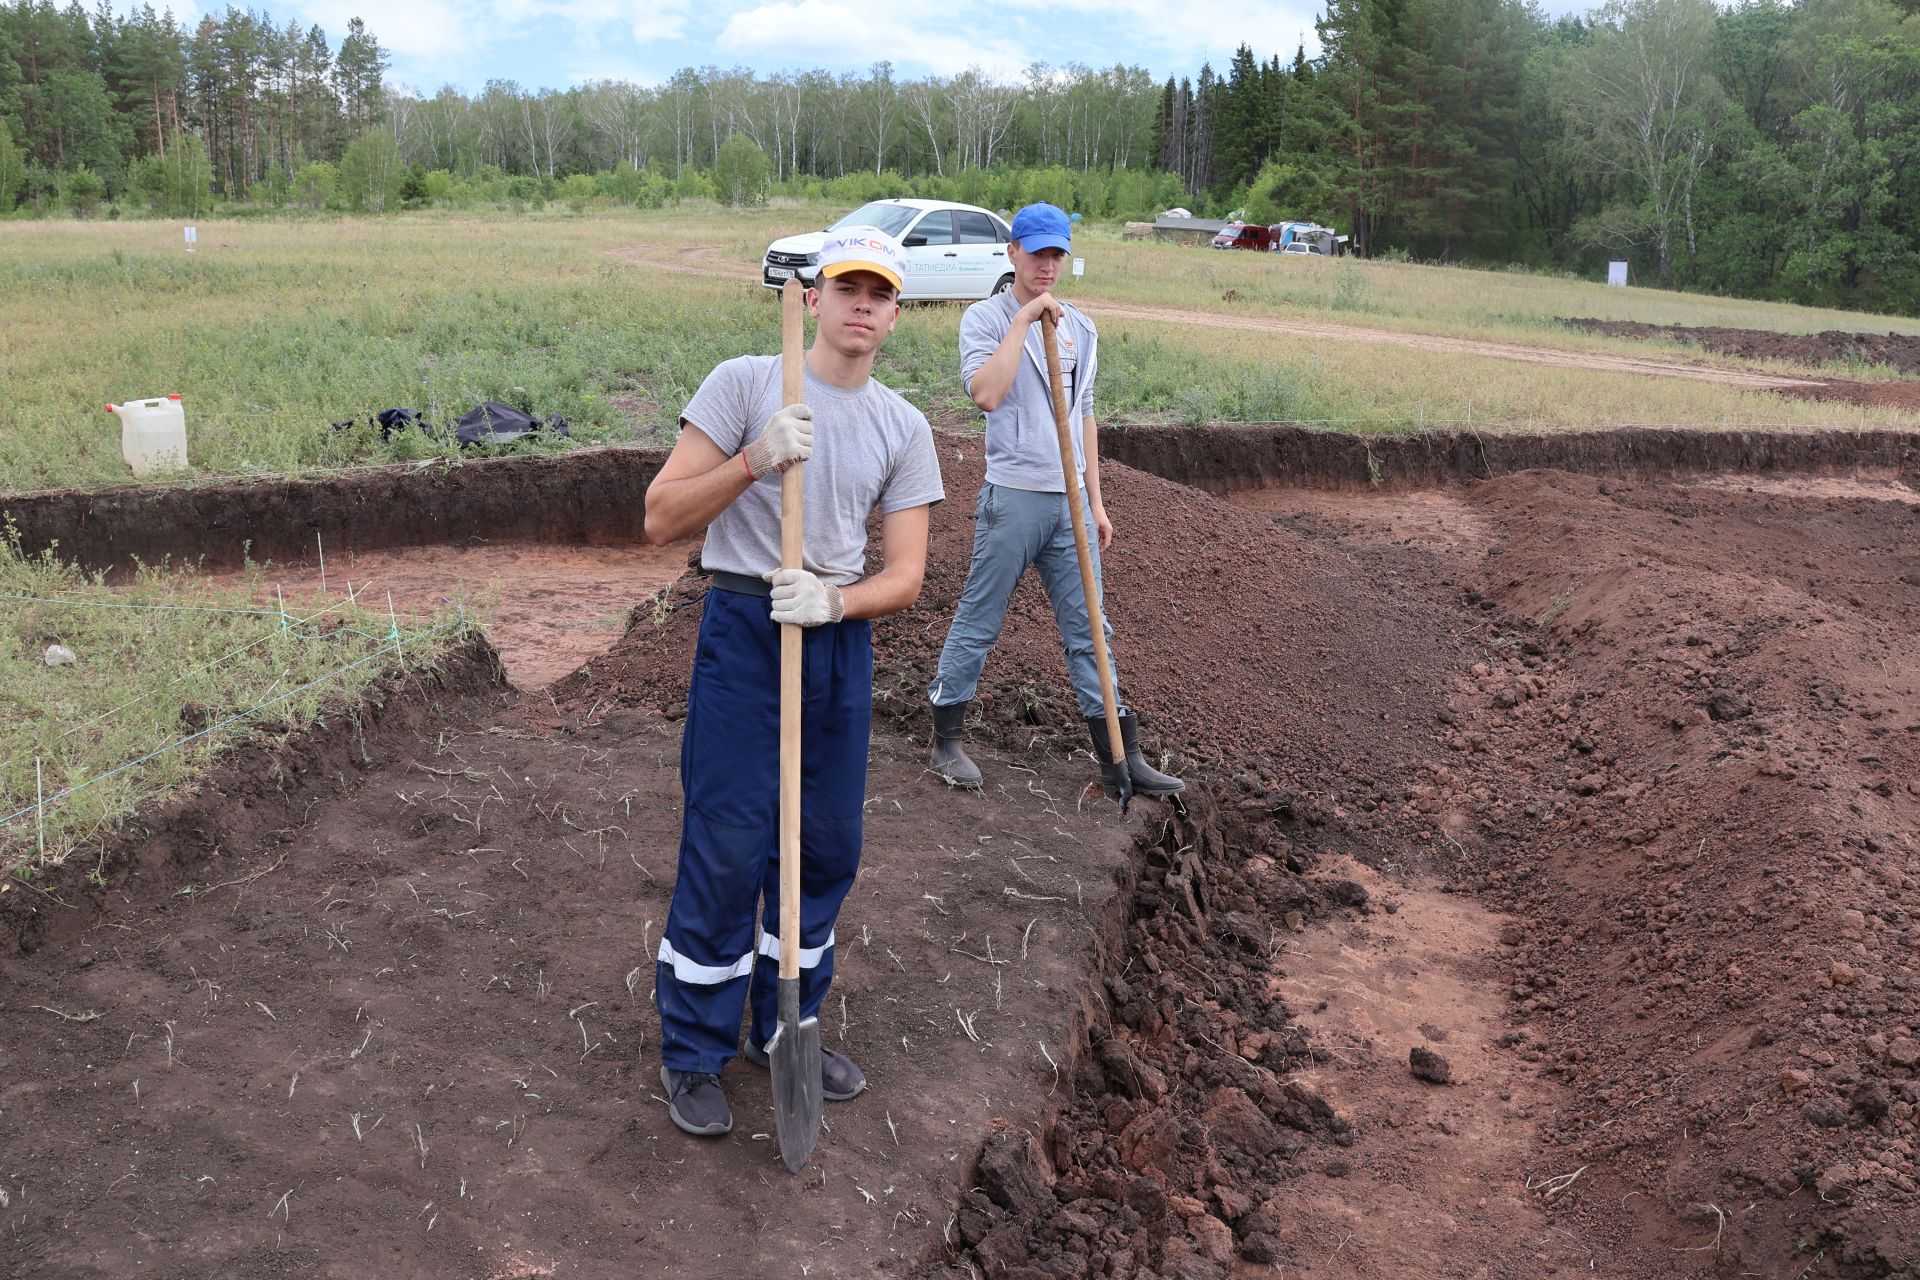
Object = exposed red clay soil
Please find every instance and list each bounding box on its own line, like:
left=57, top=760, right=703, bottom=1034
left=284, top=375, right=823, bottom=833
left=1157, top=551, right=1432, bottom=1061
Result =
left=5, top=437, right=1918, bottom=1279
left=1235, top=472, right=1920, bottom=1277
left=203, top=540, right=691, bottom=690
left=1427, top=471, right=1920, bottom=1277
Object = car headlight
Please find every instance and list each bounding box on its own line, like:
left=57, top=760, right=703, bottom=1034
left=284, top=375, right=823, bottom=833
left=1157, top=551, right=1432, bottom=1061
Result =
left=804, top=253, right=819, bottom=265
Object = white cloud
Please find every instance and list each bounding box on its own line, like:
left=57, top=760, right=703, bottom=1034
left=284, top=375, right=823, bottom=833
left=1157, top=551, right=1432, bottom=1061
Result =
left=292, top=0, right=475, bottom=65
left=291, top=0, right=663, bottom=80
left=717, top=0, right=1028, bottom=78
left=995, top=0, right=1324, bottom=66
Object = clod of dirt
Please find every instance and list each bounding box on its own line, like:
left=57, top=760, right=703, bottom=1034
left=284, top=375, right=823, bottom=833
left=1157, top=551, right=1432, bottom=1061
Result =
left=974, top=1124, right=1057, bottom=1212
left=1850, top=1081, right=1892, bottom=1123
left=1409, top=1046, right=1454, bottom=1084
left=1706, top=690, right=1754, bottom=721
left=1803, top=1097, right=1850, bottom=1129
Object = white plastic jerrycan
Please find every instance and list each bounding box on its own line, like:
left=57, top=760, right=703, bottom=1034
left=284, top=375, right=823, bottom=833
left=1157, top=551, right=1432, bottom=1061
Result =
left=107, top=394, right=189, bottom=476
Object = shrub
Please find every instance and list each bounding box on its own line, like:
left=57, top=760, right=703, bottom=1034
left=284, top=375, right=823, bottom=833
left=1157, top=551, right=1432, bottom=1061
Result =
left=560, top=172, right=598, bottom=213
left=61, top=165, right=106, bottom=218
left=293, top=161, right=338, bottom=211
left=713, top=135, right=770, bottom=208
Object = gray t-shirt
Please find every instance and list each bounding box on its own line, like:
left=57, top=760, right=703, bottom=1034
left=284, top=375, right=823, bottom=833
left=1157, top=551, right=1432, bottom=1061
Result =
left=681, top=356, right=944, bottom=587
left=959, top=293, right=1099, bottom=493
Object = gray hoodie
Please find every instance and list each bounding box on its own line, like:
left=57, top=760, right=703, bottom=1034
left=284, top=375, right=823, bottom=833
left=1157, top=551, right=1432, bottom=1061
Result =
left=958, top=291, right=1099, bottom=494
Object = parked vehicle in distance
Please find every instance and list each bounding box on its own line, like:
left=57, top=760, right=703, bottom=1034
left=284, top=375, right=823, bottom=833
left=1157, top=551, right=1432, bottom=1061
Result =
left=1210, top=221, right=1275, bottom=251
left=762, top=199, right=1014, bottom=300
left=1272, top=221, right=1340, bottom=255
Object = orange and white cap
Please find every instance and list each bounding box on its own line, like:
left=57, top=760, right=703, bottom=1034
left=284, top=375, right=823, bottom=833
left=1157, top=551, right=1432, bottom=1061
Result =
left=816, top=226, right=907, bottom=293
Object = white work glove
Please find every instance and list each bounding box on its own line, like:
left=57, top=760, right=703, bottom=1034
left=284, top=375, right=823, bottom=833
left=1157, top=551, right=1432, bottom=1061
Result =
left=764, top=568, right=845, bottom=627
left=740, top=404, right=813, bottom=480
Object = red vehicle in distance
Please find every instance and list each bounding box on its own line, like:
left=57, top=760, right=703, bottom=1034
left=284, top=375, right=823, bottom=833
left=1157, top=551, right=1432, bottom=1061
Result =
left=1209, top=221, right=1275, bottom=250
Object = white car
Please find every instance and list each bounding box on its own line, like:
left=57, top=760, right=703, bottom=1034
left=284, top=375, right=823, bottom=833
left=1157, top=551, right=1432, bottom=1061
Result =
left=762, top=199, right=1015, bottom=301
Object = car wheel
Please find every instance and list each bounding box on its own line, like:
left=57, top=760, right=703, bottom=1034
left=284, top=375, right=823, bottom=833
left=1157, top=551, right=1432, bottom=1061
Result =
left=991, top=273, right=1014, bottom=296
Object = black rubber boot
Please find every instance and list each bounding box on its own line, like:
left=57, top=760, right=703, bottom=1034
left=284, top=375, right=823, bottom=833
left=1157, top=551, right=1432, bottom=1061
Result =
left=1086, top=712, right=1186, bottom=798
left=929, top=701, right=982, bottom=789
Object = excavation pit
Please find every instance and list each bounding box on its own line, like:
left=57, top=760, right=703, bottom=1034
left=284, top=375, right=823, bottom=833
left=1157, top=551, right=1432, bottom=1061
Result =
left=2, top=427, right=1916, bottom=1278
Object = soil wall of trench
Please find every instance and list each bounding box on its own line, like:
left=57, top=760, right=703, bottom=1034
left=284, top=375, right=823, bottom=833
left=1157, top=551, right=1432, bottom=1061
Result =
left=0, top=635, right=513, bottom=956
left=5, top=425, right=1918, bottom=574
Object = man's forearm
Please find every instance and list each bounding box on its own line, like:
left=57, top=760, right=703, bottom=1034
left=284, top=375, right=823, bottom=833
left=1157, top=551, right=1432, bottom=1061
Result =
left=644, top=453, right=755, bottom=545
left=967, top=320, right=1032, bottom=412
left=838, top=562, right=926, bottom=621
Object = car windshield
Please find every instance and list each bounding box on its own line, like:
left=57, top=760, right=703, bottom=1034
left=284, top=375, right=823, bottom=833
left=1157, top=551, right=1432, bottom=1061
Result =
left=830, top=203, right=919, bottom=237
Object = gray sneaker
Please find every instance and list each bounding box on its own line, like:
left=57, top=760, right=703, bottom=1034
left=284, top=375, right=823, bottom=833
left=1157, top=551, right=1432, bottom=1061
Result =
left=660, top=1066, right=733, bottom=1136
left=742, top=1040, right=867, bottom=1101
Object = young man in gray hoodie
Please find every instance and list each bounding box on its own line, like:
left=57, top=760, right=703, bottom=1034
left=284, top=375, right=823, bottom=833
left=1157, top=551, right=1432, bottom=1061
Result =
left=924, top=202, right=1182, bottom=799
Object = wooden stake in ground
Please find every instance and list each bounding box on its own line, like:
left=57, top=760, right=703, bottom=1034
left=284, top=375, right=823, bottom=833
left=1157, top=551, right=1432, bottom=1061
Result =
left=768, top=277, right=824, bottom=1172
left=1041, top=314, right=1131, bottom=810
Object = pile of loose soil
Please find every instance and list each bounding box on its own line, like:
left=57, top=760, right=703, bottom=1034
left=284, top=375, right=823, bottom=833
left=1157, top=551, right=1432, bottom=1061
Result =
left=550, top=445, right=1470, bottom=820
left=1567, top=318, right=1920, bottom=377
left=1402, top=472, right=1920, bottom=1274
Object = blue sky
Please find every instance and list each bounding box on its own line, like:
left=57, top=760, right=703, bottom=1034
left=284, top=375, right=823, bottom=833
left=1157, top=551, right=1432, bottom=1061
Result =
left=155, top=0, right=1592, bottom=95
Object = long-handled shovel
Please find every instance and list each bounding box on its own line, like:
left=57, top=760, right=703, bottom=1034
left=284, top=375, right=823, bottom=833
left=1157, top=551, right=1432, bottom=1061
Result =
left=768, top=278, right=824, bottom=1173
left=1042, top=313, right=1133, bottom=812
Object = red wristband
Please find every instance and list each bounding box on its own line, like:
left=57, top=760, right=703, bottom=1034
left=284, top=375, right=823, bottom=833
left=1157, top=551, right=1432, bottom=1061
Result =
left=740, top=451, right=755, bottom=481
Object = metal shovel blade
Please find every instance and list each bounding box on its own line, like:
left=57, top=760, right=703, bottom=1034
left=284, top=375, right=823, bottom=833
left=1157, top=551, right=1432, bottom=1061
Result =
left=768, top=977, right=823, bottom=1172
left=1114, top=760, right=1135, bottom=814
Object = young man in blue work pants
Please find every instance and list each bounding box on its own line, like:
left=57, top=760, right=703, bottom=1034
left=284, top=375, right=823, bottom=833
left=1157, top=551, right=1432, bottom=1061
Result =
left=640, top=228, right=943, bottom=1137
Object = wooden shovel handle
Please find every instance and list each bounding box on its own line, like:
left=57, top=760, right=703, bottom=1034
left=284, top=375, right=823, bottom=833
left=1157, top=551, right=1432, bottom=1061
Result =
left=1042, top=314, right=1125, bottom=767
left=779, top=279, right=805, bottom=982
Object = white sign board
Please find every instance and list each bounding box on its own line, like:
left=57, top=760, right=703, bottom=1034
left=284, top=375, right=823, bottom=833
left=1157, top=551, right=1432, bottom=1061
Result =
left=1071, top=257, right=1085, bottom=277
left=184, top=226, right=198, bottom=253
left=1607, top=260, right=1628, bottom=287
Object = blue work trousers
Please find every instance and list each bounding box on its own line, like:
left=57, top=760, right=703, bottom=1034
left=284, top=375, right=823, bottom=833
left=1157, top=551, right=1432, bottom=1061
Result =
left=928, top=483, right=1124, bottom=720
left=656, top=586, right=872, bottom=1075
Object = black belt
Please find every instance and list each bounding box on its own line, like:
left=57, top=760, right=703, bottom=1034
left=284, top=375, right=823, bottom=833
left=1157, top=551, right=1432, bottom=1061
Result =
left=709, top=571, right=771, bottom=598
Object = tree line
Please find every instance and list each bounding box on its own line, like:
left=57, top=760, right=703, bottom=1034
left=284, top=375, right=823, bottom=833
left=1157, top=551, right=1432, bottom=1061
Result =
left=4, top=0, right=1919, bottom=312
left=1163, top=0, right=1920, bottom=310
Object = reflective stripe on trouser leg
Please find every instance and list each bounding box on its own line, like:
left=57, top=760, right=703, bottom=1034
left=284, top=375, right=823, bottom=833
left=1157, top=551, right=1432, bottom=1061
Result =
left=748, top=607, right=871, bottom=1051
left=1034, top=487, right=1124, bottom=720
left=656, top=588, right=873, bottom=1074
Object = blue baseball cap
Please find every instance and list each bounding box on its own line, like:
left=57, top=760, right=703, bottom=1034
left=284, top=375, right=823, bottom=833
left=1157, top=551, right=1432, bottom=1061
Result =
left=1009, top=203, right=1072, bottom=253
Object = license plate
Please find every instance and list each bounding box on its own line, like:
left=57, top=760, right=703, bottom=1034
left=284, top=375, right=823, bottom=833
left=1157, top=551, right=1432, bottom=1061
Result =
left=766, top=266, right=795, bottom=280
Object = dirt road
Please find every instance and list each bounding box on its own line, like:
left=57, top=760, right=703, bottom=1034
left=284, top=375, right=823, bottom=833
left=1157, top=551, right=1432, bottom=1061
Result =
left=607, top=242, right=1830, bottom=394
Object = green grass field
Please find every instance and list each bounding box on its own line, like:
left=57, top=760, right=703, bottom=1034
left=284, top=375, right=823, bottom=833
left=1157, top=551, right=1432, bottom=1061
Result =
left=0, top=530, right=470, bottom=880
left=5, top=201, right=1920, bottom=495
